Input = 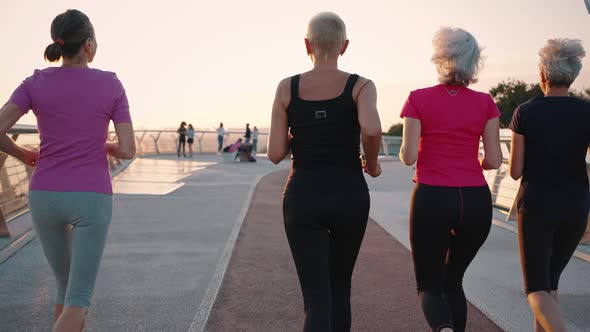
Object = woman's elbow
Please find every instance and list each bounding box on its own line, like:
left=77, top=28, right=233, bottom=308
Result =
left=487, top=157, right=503, bottom=170
left=491, top=160, right=503, bottom=170
left=509, top=169, right=522, bottom=181
left=120, top=145, right=136, bottom=160
left=482, top=149, right=503, bottom=169
left=401, top=157, right=416, bottom=166
left=509, top=161, right=522, bottom=180
left=270, top=157, right=284, bottom=165
left=267, top=151, right=283, bottom=164
left=362, top=127, right=382, bottom=139
left=399, top=152, right=416, bottom=166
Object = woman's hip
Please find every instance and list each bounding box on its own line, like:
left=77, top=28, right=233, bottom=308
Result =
left=29, top=190, right=113, bottom=225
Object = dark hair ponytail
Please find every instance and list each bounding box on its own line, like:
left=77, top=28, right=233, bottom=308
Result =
left=44, top=9, right=94, bottom=62
left=44, top=42, right=63, bottom=62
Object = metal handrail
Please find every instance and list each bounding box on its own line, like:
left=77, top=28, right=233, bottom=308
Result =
left=112, top=129, right=269, bottom=156
left=0, top=127, right=271, bottom=235
left=0, top=129, right=554, bottom=235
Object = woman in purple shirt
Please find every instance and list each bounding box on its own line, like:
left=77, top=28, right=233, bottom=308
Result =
left=0, top=9, right=135, bottom=331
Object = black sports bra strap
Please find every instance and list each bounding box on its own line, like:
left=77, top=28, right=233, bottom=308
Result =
left=290, top=75, right=301, bottom=100
left=344, top=74, right=360, bottom=96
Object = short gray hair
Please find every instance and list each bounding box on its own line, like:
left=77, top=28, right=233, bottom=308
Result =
left=539, top=39, right=585, bottom=87
left=306, top=12, right=347, bottom=61
left=431, top=27, right=483, bottom=86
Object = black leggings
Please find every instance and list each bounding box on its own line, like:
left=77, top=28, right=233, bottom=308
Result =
left=283, top=168, right=369, bottom=332
left=410, top=183, right=492, bottom=332
left=518, top=205, right=588, bottom=294
left=177, top=136, right=186, bottom=156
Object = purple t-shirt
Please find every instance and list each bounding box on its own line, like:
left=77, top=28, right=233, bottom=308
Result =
left=8, top=67, right=132, bottom=194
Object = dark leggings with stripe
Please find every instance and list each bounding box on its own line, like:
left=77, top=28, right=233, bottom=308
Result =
left=410, top=183, right=492, bottom=332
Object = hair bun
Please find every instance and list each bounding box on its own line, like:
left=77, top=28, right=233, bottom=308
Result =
left=44, top=42, right=63, bottom=62
left=539, top=39, right=585, bottom=86
left=542, top=39, right=585, bottom=62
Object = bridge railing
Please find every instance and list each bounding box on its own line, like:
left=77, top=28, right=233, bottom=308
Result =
left=0, top=125, right=40, bottom=236
left=0, top=128, right=268, bottom=237
left=481, top=137, right=520, bottom=213
left=118, top=130, right=269, bottom=156
left=4, top=131, right=584, bottom=239
left=379, top=135, right=522, bottom=213
left=481, top=137, right=590, bottom=244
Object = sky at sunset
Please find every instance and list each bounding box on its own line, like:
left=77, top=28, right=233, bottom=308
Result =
left=1, top=0, right=589, bottom=130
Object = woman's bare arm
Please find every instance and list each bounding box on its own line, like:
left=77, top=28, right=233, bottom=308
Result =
left=509, top=131, right=525, bottom=180
left=481, top=117, right=502, bottom=170
left=356, top=80, right=382, bottom=177
left=400, top=118, right=421, bottom=166
left=0, top=103, right=38, bottom=166
left=267, top=78, right=291, bottom=164
left=107, top=123, right=136, bottom=160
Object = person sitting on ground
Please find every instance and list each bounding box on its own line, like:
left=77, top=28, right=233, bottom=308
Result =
left=223, top=138, right=242, bottom=153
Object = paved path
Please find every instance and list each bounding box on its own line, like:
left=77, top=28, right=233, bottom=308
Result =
left=2, top=155, right=590, bottom=331
left=206, top=169, right=500, bottom=331
left=0, top=154, right=287, bottom=332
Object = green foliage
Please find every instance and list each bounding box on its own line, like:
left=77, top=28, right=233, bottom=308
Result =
left=490, top=80, right=590, bottom=128
left=570, top=88, right=590, bottom=101
left=386, top=123, right=403, bottom=136
left=489, top=80, right=543, bottom=128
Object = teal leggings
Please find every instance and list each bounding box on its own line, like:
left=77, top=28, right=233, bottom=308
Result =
left=29, top=190, right=113, bottom=309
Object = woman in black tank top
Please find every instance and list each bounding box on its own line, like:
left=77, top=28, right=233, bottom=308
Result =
left=268, top=12, right=383, bottom=332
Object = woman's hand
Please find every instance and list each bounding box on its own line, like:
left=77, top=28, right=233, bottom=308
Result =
left=365, top=162, right=382, bottom=177
left=107, top=124, right=136, bottom=160
left=107, top=143, right=119, bottom=156
left=19, top=148, right=39, bottom=167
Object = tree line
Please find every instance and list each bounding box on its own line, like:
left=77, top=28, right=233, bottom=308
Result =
left=386, top=80, right=590, bottom=135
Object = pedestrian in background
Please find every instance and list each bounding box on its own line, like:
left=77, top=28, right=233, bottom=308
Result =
left=217, top=122, right=225, bottom=154
left=252, top=126, right=259, bottom=154
left=244, top=123, right=251, bottom=143
left=177, top=121, right=187, bottom=157
left=187, top=124, right=195, bottom=157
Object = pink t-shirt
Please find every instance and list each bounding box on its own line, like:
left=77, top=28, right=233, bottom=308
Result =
left=400, top=84, right=500, bottom=187
left=8, top=67, right=132, bottom=194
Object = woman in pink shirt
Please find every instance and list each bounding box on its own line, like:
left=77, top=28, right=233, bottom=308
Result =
left=400, top=27, right=502, bottom=332
left=0, top=9, right=135, bottom=332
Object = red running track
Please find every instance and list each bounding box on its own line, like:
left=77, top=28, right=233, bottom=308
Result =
left=206, top=169, right=502, bottom=331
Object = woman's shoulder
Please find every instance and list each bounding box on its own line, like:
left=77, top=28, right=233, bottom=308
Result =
left=90, top=69, right=127, bottom=94
left=463, top=86, right=489, bottom=95
left=353, top=73, right=371, bottom=86
left=349, top=73, right=375, bottom=98
left=567, top=96, right=590, bottom=109
left=88, top=68, right=122, bottom=82
left=20, top=67, right=58, bottom=83
left=516, top=97, right=543, bottom=113
left=407, top=85, right=441, bottom=100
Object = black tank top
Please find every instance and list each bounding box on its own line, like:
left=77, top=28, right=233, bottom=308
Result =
left=287, top=73, right=361, bottom=170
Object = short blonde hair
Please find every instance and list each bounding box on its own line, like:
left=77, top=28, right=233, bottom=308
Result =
left=306, top=12, right=347, bottom=61
left=431, top=27, right=483, bottom=86
left=539, top=39, right=585, bottom=87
